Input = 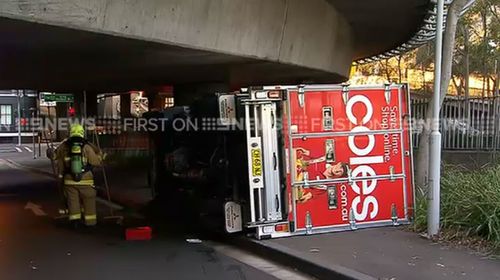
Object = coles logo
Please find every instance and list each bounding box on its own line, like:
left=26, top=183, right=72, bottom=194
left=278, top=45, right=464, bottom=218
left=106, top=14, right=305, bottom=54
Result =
left=346, top=95, right=383, bottom=221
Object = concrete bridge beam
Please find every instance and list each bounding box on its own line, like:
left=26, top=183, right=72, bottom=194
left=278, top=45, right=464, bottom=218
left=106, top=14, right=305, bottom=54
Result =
left=0, top=0, right=355, bottom=89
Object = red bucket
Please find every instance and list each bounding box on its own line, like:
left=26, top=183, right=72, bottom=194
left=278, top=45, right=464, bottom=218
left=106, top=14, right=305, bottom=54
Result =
left=125, top=226, right=152, bottom=241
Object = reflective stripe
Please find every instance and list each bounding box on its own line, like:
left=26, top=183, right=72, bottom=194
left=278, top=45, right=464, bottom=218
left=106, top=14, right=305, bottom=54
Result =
left=64, top=179, right=94, bottom=185
left=84, top=215, right=97, bottom=221
left=69, top=213, right=81, bottom=220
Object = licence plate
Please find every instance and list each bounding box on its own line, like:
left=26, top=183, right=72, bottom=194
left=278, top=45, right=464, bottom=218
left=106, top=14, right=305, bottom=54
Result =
left=251, top=149, right=262, bottom=177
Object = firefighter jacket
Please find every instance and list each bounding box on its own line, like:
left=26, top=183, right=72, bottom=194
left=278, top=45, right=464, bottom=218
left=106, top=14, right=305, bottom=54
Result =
left=55, top=139, right=103, bottom=185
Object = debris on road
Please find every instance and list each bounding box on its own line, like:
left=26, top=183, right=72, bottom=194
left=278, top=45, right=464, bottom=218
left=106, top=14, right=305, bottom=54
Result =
left=29, top=260, right=38, bottom=270
left=186, top=238, right=202, bottom=244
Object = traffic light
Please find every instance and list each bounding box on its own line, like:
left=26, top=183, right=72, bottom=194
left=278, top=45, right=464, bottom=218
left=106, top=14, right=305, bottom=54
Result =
left=68, top=106, right=76, bottom=117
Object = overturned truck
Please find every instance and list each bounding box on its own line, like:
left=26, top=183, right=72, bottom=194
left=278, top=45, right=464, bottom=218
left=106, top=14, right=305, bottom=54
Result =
left=147, top=84, right=415, bottom=239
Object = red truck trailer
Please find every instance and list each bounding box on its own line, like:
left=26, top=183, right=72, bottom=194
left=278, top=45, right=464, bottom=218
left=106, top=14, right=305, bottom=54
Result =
left=148, top=84, right=414, bottom=239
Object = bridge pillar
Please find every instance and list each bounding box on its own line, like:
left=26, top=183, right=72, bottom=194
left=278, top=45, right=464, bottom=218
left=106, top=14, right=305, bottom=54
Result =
left=146, top=91, right=165, bottom=112
left=120, top=93, right=132, bottom=118
left=73, top=91, right=98, bottom=118
left=55, top=101, right=68, bottom=140
left=85, top=92, right=98, bottom=118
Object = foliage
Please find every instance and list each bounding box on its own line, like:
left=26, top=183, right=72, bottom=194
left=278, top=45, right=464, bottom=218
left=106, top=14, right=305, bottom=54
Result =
left=352, top=0, right=499, bottom=97
left=452, top=0, right=500, bottom=96
left=415, top=164, right=500, bottom=248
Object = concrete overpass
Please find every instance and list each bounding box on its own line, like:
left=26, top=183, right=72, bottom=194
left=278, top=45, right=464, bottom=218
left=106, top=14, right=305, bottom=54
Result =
left=0, top=0, right=430, bottom=92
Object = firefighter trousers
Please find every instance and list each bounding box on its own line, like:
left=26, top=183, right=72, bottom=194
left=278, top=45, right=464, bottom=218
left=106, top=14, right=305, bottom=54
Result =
left=64, top=185, right=97, bottom=226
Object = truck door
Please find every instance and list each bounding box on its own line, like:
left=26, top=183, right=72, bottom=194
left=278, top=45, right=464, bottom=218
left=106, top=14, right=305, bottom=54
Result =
left=284, top=85, right=414, bottom=234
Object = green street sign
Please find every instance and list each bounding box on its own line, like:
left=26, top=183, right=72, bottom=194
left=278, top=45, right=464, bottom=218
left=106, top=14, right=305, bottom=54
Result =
left=42, top=94, right=74, bottom=103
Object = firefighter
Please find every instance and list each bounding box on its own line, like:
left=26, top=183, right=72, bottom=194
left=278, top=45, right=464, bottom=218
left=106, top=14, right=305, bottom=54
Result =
left=54, top=124, right=103, bottom=228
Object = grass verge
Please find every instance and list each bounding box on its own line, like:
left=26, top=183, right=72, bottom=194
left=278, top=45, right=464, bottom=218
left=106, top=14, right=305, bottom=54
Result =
left=414, top=164, right=500, bottom=254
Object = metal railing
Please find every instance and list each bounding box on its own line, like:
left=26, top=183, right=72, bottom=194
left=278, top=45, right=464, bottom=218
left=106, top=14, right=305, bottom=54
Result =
left=355, top=0, right=476, bottom=65
left=412, top=96, right=500, bottom=150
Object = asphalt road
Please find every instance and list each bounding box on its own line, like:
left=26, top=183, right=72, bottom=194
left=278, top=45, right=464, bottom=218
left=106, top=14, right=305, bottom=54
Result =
left=0, top=159, right=280, bottom=280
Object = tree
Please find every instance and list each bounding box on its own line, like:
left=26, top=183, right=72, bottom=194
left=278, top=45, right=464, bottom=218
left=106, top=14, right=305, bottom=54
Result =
left=415, top=0, right=473, bottom=189
left=415, top=44, right=435, bottom=93
left=352, top=52, right=417, bottom=85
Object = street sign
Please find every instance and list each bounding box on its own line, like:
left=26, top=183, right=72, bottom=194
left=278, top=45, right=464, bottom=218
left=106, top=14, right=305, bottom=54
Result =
left=40, top=100, right=56, bottom=107
left=42, top=94, right=74, bottom=103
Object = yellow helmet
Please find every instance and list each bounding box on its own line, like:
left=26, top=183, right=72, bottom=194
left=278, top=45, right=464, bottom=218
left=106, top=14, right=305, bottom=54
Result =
left=69, top=124, right=85, bottom=138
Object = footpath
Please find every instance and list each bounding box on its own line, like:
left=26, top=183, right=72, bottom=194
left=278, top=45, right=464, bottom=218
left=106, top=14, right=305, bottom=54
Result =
left=2, top=150, right=499, bottom=280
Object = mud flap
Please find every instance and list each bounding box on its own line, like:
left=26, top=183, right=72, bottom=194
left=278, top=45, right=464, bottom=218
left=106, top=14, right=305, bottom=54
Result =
left=224, top=201, right=242, bottom=233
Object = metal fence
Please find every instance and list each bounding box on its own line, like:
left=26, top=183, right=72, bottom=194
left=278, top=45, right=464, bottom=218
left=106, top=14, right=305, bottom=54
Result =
left=411, top=96, right=500, bottom=150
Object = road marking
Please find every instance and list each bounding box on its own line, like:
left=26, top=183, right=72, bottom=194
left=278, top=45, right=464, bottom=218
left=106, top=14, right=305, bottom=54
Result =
left=24, top=146, right=32, bottom=152
left=208, top=242, right=313, bottom=280
left=24, top=201, right=48, bottom=216
left=15, top=147, right=22, bottom=153
left=0, top=159, right=10, bottom=170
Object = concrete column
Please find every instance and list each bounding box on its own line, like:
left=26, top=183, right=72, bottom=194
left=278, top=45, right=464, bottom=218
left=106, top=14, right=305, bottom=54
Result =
left=85, top=92, right=98, bottom=118
left=120, top=93, right=132, bottom=118
left=55, top=100, right=68, bottom=140
left=73, top=92, right=83, bottom=118
left=146, top=91, right=165, bottom=111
